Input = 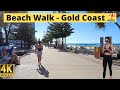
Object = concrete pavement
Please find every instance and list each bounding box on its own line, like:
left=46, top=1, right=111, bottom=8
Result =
left=8, top=46, right=120, bottom=79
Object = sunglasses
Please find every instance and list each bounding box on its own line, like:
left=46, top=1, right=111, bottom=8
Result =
left=105, top=40, right=109, bottom=42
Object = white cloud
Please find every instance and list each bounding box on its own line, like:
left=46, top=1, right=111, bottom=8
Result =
left=92, top=40, right=96, bottom=42
left=35, top=32, right=44, bottom=40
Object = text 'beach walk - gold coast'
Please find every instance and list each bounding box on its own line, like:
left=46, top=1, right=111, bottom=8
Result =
left=3, top=13, right=116, bottom=23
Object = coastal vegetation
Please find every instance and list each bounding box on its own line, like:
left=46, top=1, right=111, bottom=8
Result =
left=42, top=11, right=74, bottom=48
left=87, top=11, right=120, bottom=29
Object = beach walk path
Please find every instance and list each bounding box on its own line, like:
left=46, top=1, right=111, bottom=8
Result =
left=8, top=46, right=120, bottom=79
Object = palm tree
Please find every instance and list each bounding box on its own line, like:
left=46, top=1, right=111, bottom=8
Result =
left=87, top=11, right=120, bottom=29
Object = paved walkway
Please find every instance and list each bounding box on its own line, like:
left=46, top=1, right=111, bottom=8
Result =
left=8, top=46, right=120, bottom=79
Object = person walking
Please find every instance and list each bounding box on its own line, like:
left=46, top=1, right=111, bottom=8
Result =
left=35, top=41, right=43, bottom=66
left=48, top=43, right=50, bottom=48
left=102, top=37, right=114, bottom=79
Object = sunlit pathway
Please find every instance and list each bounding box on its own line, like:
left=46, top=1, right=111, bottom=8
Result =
left=8, top=46, right=120, bottom=79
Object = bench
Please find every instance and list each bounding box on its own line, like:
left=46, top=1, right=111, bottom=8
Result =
left=15, top=50, right=26, bottom=56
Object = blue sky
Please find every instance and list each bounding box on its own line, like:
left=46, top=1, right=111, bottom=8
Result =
left=29, top=11, right=120, bottom=44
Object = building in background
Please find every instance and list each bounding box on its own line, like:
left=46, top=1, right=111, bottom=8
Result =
left=100, top=37, right=104, bottom=46
left=0, top=28, right=3, bottom=45
left=9, top=40, right=24, bottom=48
left=0, top=26, right=2, bottom=36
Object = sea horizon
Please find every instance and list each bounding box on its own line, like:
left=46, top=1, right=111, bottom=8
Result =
left=67, top=43, right=120, bottom=47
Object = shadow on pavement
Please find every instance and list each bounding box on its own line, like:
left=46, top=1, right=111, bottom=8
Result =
left=37, top=65, right=49, bottom=78
left=24, top=53, right=31, bottom=55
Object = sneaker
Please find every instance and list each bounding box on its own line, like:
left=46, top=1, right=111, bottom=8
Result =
left=110, top=76, right=112, bottom=79
left=39, top=62, right=41, bottom=66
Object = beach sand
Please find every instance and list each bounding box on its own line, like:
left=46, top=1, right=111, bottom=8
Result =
left=67, top=45, right=95, bottom=50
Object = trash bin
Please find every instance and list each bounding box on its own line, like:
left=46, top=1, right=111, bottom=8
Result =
left=99, top=46, right=104, bottom=57
left=94, top=47, right=100, bottom=59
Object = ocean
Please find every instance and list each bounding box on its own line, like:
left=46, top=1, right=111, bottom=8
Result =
left=67, top=43, right=120, bottom=47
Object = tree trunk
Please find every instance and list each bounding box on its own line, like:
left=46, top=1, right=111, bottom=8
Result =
left=5, top=33, right=8, bottom=45
left=4, top=28, right=8, bottom=45
left=21, top=40, right=23, bottom=48
left=114, top=22, right=120, bottom=29
left=65, top=37, right=66, bottom=45
left=55, top=39, right=57, bottom=48
left=62, top=37, right=63, bottom=49
left=4, top=24, right=12, bottom=45
left=28, top=42, right=30, bottom=49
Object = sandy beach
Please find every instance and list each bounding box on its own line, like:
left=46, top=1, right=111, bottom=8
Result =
left=67, top=45, right=95, bottom=50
